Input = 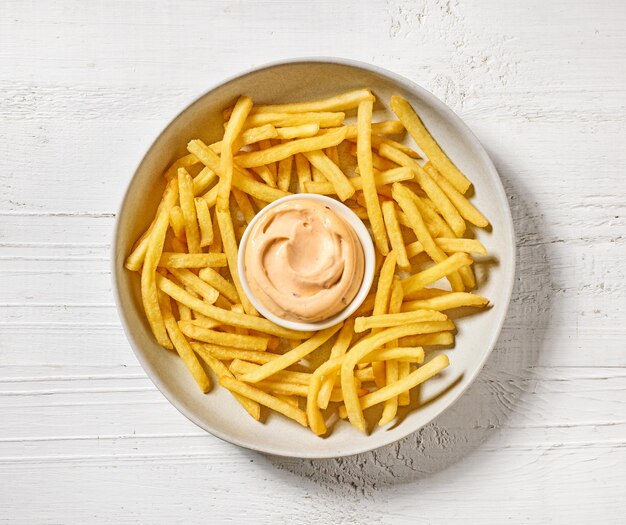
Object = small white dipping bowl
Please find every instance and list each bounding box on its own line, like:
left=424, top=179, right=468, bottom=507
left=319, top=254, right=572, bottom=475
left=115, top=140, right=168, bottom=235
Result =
left=237, top=193, right=375, bottom=332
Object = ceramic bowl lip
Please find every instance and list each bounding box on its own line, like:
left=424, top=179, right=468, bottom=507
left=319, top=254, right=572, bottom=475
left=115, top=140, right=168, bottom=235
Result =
left=112, top=56, right=516, bottom=459
left=237, top=193, right=376, bottom=332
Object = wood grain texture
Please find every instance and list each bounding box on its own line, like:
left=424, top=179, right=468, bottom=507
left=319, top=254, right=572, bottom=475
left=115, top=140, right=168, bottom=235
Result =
left=1, top=0, right=625, bottom=523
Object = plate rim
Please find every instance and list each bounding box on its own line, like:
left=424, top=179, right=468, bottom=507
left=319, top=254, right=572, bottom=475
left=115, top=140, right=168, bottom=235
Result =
left=111, top=56, right=516, bottom=459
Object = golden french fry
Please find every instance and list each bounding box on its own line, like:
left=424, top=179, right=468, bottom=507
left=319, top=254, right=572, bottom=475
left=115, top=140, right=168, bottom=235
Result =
left=249, top=164, right=277, bottom=187
left=213, top=295, right=233, bottom=310
left=348, top=141, right=398, bottom=172
left=240, top=123, right=279, bottom=145
left=358, top=354, right=449, bottom=411
left=197, top=266, right=238, bottom=304
left=159, top=292, right=210, bottom=392
left=325, top=145, right=340, bottom=166
left=436, top=237, right=487, bottom=255
left=230, top=359, right=311, bottom=385
left=308, top=357, right=341, bottom=435
left=370, top=249, right=397, bottom=384
left=277, top=154, right=294, bottom=192
left=402, top=252, right=473, bottom=297
left=215, top=206, right=255, bottom=314
left=302, top=150, right=355, bottom=201
left=125, top=178, right=179, bottom=271
left=381, top=201, right=410, bottom=270
left=208, top=208, right=222, bottom=254
left=303, top=166, right=412, bottom=195
left=396, top=204, right=437, bottom=238
left=210, top=124, right=279, bottom=153
left=220, top=376, right=308, bottom=427
left=331, top=120, right=405, bottom=141
left=355, top=309, right=447, bottom=332
left=169, top=206, right=186, bottom=240
left=369, top=251, right=398, bottom=383
left=192, top=166, right=218, bottom=196
left=159, top=252, right=226, bottom=268
left=194, top=349, right=260, bottom=419
left=368, top=346, right=426, bottom=363
left=219, top=96, right=254, bottom=209
left=317, top=319, right=354, bottom=410
left=400, top=332, right=455, bottom=347
left=405, top=240, right=425, bottom=258
left=402, top=292, right=488, bottom=312
left=423, top=162, right=489, bottom=228
left=373, top=250, right=397, bottom=317
left=194, top=197, right=214, bottom=247
left=392, top=182, right=464, bottom=291
left=178, top=168, right=202, bottom=253
left=251, top=380, right=352, bottom=400
left=294, top=152, right=312, bottom=192
left=251, top=380, right=312, bottom=398
left=191, top=342, right=279, bottom=364
left=239, top=324, right=343, bottom=383
left=379, top=143, right=466, bottom=237
left=235, top=128, right=347, bottom=168
left=390, top=96, right=471, bottom=193
left=379, top=278, right=404, bottom=424
left=379, top=355, right=399, bottom=425
left=155, top=273, right=306, bottom=339
left=355, top=367, right=375, bottom=382
left=274, top=394, right=299, bottom=408
left=276, top=123, right=320, bottom=140
left=177, top=300, right=192, bottom=321
left=188, top=316, right=221, bottom=329
left=232, top=188, right=256, bottom=224
left=168, top=268, right=219, bottom=304
left=242, top=112, right=345, bottom=129
left=251, top=89, right=372, bottom=114
left=178, top=321, right=269, bottom=351
left=201, top=185, right=219, bottom=209
left=357, top=98, right=389, bottom=255
left=188, top=140, right=291, bottom=202
left=164, top=153, right=200, bottom=180
left=370, top=135, right=419, bottom=158
left=141, top=210, right=172, bottom=349
left=406, top=237, right=486, bottom=258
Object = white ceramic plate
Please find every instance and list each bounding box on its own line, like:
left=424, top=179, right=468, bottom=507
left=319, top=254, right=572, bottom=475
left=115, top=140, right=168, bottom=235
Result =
left=112, top=58, right=515, bottom=458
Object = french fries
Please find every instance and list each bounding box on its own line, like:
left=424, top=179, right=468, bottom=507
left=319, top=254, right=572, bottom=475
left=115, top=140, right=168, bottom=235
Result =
left=178, top=168, right=202, bottom=253
left=239, top=324, right=342, bottom=383
left=179, top=321, right=269, bottom=351
left=303, top=166, right=412, bottom=195
left=381, top=201, right=410, bottom=270
left=357, top=98, right=389, bottom=255
left=355, top=310, right=448, bottom=332
left=159, top=292, right=210, bottom=392
left=390, top=95, right=471, bottom=193
left=126, top=89, right=492, bottom=436
left=141, top=210, right=172, bottom=349
left=249, top=89, right=372, bottom=114
left=235, top=128, right=348, bottom=168
left=302, top=150, right=355, bottom=201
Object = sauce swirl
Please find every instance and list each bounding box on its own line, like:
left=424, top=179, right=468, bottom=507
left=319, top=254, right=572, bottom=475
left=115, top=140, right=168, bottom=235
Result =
left=244, top=199, right=365, bottom=322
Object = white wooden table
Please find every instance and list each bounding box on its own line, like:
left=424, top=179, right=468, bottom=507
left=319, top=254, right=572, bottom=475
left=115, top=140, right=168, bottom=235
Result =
left=2, top=1, right=625, bottom=523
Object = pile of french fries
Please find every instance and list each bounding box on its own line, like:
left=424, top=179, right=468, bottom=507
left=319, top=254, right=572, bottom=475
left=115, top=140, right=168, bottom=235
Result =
left=125, top=89, right=491, bottom=435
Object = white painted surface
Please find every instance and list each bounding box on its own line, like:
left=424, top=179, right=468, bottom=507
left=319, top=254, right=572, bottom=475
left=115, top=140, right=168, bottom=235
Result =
left=1, top=1, right=624, bottom=523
